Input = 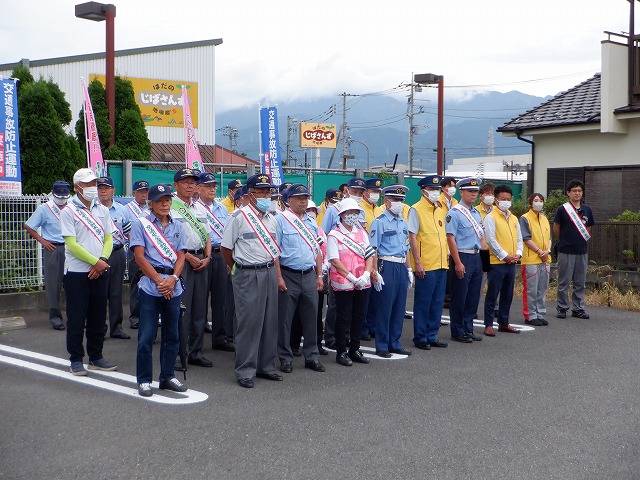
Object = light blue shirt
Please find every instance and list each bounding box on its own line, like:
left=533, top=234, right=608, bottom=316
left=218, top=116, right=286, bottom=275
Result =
left=129, top=213, right=187, bottom=297
left=369, top=209, right=409, bottom=257
left=197, top=199, right=229, bottom=247
left=445, top=202, right=483, bottom=250
left=321, top=203, right=341, bottom=233
left=106, top=200, right=130, bottom=247
left=277, top=211, right=319, bottom=270
left=25, top=200, right=65, bottom=243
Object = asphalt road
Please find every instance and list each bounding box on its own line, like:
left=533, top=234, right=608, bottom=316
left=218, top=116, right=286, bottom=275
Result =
left=1, top=292, right=639, bottom=480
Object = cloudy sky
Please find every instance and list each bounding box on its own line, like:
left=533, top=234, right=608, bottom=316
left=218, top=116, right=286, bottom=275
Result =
left=0, top=1, right=635, bottom=112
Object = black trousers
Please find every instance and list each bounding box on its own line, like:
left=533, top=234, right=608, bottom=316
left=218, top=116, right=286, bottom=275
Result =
left=334, top=288, right=370, bottom=354
left=290, top=291, right=325, bottom=350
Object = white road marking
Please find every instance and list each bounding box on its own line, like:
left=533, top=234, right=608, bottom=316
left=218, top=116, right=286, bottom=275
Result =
left=0, top=344, right=208, bottom=405
left=439, top=315, right=535, bottom=332
left=320, top=343, right=408, bottom=360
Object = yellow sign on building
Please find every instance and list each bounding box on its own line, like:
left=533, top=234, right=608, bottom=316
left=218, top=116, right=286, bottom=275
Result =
left=92, top=75, right=198, bottom=128
left=299, top=122, right=337, bottom=149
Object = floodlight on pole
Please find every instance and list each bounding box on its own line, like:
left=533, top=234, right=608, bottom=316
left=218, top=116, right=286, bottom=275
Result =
left=348, top=137, right=370, bottom=170
left=75, top=2, right=116, bottom=147
left=414, top=73, right=444, bottom=175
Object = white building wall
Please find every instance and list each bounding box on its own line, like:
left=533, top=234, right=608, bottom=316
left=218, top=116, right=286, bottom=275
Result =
left=0, top=43, right=217, bottom=145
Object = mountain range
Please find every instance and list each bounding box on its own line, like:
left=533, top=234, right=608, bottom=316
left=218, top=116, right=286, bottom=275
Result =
left=215, top=90, right=552, bottom=172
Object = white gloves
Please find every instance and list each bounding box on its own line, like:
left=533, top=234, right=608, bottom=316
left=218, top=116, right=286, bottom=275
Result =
left=407, top=268, right=414, bottom=288
left=373, top=273, right=385, bottom=292
left=322, top=262, right=330, bottom=275
left=346, top=273, right=358, bottom=284
left=354, top=271, right=371, bottom=289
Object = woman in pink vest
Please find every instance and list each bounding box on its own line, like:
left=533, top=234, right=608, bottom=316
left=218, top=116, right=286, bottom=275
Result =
left=326, top=198, right=374, bottom=366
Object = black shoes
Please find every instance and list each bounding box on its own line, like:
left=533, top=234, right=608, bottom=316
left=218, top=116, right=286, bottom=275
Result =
left=238, top=378, right=254, bottom=388
left=572, top=310, right=590, bottom=319
left=429, top=340, right=448, bottom=348
left=389, top=347, right=412, bottom=356
left=204, top=322, right=213, bottom=333
left=360, top=333, right=372, bottom=341
left=465, top=332, right=483, bottom=342
left=348, top=350, right=370, bottom=364
left=52, top=323, right=65, bottom=331
left=304, top=360, right=326, bottom=372
left=451, top=335, right=473, bottom=343
left=291, top=347, right=302, bottom=357
left=318, top=345, right=329, bottom=356
left=557, top=309, right=567, bottom=319
left=525, top=318, right=544, bottom=326
left=159, top=377, right=187, bottom=392
left=336, top=352, right=352, bottom=366
left=212, top=342, right=235, bottom=352
left=280, top=362, right=293, bottom=373
left=325, top=341, right=337, bottom=350
left=539, top=318, right=549, bottom=326
left=376, top=350, right=392, bottom=358
left=110, top=330, right=131, bottom=339
left=256, top=372, right=283, bottom=381
left=174, top=360, right=186, bottom=372
left=415, top=342, right=431, bottom=350
left=188, top=357, right=213, bottom=368
left=130, top=319, right=139, bottom=330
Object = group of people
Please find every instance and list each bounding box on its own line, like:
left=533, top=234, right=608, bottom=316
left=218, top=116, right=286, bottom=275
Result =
left=24, top=167, right=594, bottom=395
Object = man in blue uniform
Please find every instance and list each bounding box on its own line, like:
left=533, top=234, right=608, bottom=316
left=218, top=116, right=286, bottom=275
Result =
left=369, top=185, right=412, bottom=357
left=445, top=177, right=488, bottom=343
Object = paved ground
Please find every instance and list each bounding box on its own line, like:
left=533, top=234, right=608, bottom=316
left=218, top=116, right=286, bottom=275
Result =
left=1, top=292, right=639, bottom=480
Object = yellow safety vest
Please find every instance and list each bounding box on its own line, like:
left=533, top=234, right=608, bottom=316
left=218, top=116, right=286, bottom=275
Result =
left=316, top=201, right=328, bottom=227
left=520, top=209, right=551, bottom=265
left=220, top=195, right=234, bottom=214
left=488, top=209, right=519, bottom=265
left=478, top=204, right=492, bottom=221
left=438, top=192, right=458, bottom=215
left=359, top=199, right=382, bottom=231
left=410, top=197, right=448, bottom=271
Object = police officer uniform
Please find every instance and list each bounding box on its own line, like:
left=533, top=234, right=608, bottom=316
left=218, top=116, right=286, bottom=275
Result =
left=24, top=181, right=71, bottom=330
left=276, top=184, right=325, bottom=373
left=97, top=176, right=132, bottom=339
left=221, top=179, right=244, bottom=214
left=445, top=177, right=485, bottom=343
left=221, top=174, right=281, bottom=388
left=369, top=185, right=412, bottom=356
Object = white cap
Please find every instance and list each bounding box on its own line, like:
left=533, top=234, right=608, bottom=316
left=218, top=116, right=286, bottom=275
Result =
left=73, top=168, right=97, bottom=185
left=337, top=197, right=364, bottom=215
left=306, top=200, right=318, bottom=211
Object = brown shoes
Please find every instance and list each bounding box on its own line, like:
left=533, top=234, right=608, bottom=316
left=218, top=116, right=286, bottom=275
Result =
left=498, top=324, right=520, bottom=334
left=484, top=326, right=496, bottom=336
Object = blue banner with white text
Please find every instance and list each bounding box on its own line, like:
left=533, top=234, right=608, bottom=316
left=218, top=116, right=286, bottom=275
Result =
left=0, top=78, right=22, bottom=196
left=259, top=106, right=284, bottom=186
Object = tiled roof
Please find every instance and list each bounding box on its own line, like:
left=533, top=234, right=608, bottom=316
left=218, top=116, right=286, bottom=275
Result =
left=151, top=143, right=258, bottom=171
left=498, top=74, right=601, bottom=132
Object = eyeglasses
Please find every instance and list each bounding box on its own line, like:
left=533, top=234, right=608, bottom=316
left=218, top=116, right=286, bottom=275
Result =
left=569, top=189, right=583, bottom=193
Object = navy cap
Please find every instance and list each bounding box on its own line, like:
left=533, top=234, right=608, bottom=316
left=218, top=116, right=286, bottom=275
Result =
left=196, top=172, right=218, bottom=185
left=97, top=176, right=114, bottom=188
left=456, top=177, right=482, bottom=191
left=133, top=180, right=149, bottom=191
left=346, top=177, right=366, bottom=189
left=286, top=184, right=311, bottom=198
left=325, top=188, right=342, bottom=202
left=278, top=182, right=293, bottom=194
left=270, top=187, right=281, bottom=198
left=148, top=183, right=174, bottom=202
left=382, top=185, right=408, bottom=198
left=52, top=181, right=70, bottom=198
left=173, top=168, right=201, bottom=182
left=234, top=185, right=247, bottom=201
left=365, top=178, right=383, bottom=190
left=417, top=175, right=442, bottom=189
left=228, top=179, right=244, bottom=190
left=246, top=174, right=273, bottom=189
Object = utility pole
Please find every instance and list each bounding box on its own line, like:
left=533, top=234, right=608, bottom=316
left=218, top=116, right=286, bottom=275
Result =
left=487, top=127, right=495, bottom=156
left=407, top=76, right=415, bottom=174
left=339, top=92, right=358, bottom=170
left=286, top=116, right=298, bottom=167
left=220, top=125, right=238, bottom=164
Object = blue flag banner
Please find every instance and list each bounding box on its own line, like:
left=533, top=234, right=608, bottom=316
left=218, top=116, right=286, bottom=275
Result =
left=0, top=78, right=21, bottom=196
left=259, top=106, right=284, bottom=186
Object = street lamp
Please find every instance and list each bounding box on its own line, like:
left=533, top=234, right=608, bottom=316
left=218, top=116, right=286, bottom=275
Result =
left=348, top=137, right=370, bottom=170
left=415, top=73, right=444, bottom=175
left=75, top=2, right=116, bottom=146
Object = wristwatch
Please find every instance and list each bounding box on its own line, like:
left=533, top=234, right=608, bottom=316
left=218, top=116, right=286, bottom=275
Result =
left=99, top=256, right=108, bottom=262
left=172, top=274, right=179, bottom=282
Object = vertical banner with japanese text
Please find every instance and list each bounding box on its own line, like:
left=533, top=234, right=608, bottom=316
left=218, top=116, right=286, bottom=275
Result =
left=182, top=86, right=202, bottom=170
left=81, top=78, right=106, bottom=177
left=0, top=78, right=22, bottom=196
left=259, top=106, right=283, bottom=186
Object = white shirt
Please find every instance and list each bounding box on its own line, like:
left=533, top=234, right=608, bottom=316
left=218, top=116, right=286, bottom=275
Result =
left=170, top=196, right=210, bottom=250
left=221, top=205, right=279, bottom=265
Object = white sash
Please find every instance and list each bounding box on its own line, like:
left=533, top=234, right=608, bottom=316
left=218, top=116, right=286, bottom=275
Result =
left=452, top=204, right=485, bottom=239
left=329, top=229, right=366, bottom=259
left=45, top=200, right=61, bottom=220
left=67, top=204, right=105, bottom=244
left=281, top=209, right=321, bottom=257
left=127, top=201, right=146, bottom=218
left=113, top=223, right=127, bottom=246
left=562, top=202, right=591, bottom=241
left=197, top=200, right=225, bottom=240
left=139, top=217, right=178, bottom=263
left=240, top=207, right=281, bottom=260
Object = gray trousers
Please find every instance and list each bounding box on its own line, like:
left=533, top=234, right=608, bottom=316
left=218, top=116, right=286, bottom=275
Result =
left=522, top=263, right=549, bottom=320
left=323, top=287, right=337, bottom=344
left=43, top=244, right=65, bottom=326
left=181, top=253, right=210, bottom=361
left=208, top=250, right=229, bottom=346
left=223, top=274, right=235, bottom=340
left=127, top=248, right=140, bottom=324
left=556, top=252, right=588, bottom=312
left=106, top=247, right=126, bottom=334
left=232, top=266, right=278, bottom=380
left=278, top=269, right=319, bottom=364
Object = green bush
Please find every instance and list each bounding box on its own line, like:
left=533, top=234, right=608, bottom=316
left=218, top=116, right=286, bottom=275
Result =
left=610, top=210, right=640, bottom=222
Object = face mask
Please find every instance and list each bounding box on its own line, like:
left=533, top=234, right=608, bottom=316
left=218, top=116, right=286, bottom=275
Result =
left=268, top=200, right=278, bottom=212
left=447, top=187, right=456, bottom=197
left=343, top=213, right=359, bottom=226
left=255, top=197, right=271, bottom=212
left=389, top=201, right=404, bottom=215
left=53, top=197, right=68, bottom=206
left=368, top=193, right=380, bottom=203
left=425, top=190, right=440, bottom=203
left=306, top=210, right=317, bottom=219
left=80, top=186, right=98, bottom=202
left=497, top=200, right=512, bottom=212
left=350, top=195, right=363, bottom=204
left=532, top=201, right=544, bottom=212
left=482, top=195, right=494, bottom=205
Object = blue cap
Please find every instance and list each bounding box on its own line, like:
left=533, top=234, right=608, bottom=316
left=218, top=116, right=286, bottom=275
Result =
left=325, top=188, right=342, bottom=202
left=96, top=176, right=114, bottom=188
left=196, top=172, right=218, bottom=185
left=271, top=187, right=281, bottom=198
left=234, top=185, right=247, bottom=201
left=382, top=185, right=408, bottom=198
left=346, top=177, right=366, bottom=189
left=132, top=180, right=149, bottom=191
left=173, top=168, right=201, bottom=182
left=228, top=179, right=244, bottom=189
left=365, top=178, right=383, bottom=190
left=286, top=184, right=311, bottom=198
left=278, top=182, right=294, bottom=193
left=148, top=183, right=174, bottom=202
left=456, top=177, right=482, bottom=191
left=417, top=175, right=442, bottom=189
left=246, top=174, right=273, bottom=189
left=52, top=181, right=70, bottom=198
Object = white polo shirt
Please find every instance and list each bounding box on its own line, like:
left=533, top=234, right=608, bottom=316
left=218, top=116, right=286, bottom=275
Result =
left=170, top=196, right=210, bottom=251
left=61, top=195, right=116, bottom=273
